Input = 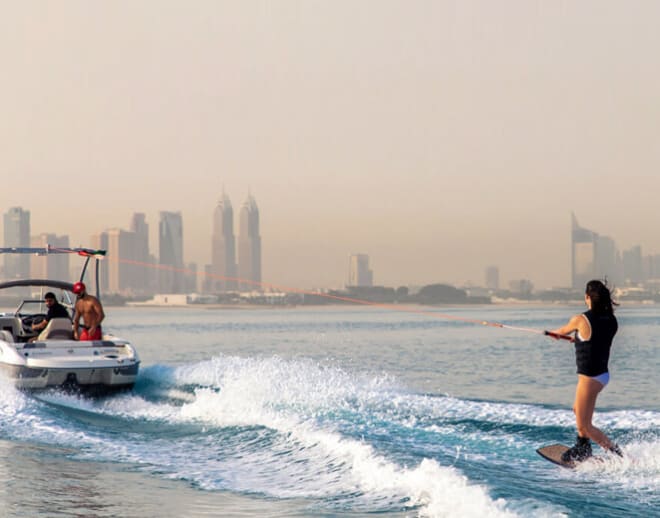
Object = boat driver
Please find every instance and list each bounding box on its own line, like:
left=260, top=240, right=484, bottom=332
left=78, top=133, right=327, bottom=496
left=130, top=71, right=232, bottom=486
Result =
left=31, top=292, right=71, bottom=335
left=72, top=282, right=105, bottom=341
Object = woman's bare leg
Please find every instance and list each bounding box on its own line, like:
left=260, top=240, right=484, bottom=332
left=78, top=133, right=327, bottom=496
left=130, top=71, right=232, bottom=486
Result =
left=573, top=375, right=616, bottom=450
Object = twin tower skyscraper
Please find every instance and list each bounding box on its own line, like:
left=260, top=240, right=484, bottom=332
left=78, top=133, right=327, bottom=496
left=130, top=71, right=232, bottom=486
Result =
left=209, top=191, right=262, bottom=292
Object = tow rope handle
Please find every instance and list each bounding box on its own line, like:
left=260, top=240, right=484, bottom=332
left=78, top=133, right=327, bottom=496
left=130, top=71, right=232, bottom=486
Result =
left=544, top=330, right=575, bottom=342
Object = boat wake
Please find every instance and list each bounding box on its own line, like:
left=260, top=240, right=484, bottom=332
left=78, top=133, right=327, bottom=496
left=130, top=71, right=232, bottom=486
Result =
left=2, top=355, right=658, bottom=517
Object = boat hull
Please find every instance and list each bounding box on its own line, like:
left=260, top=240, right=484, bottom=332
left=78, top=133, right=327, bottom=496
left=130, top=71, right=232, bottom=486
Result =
left=0, top=337, right=140, bottom=391
left=0, top=362, right=139, bottom=390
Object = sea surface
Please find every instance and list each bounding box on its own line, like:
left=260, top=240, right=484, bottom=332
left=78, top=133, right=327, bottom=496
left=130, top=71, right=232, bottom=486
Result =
left=0, top=304, right=658, bottom=517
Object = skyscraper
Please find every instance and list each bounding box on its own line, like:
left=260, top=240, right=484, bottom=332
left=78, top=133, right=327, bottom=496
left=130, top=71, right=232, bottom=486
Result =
left=238, top=193, right=261, bottom=291
left=572, top=213, right=598, bottom=289
left=106, top=228, right=137, bottom=294
left=211, top=192, right=237, bottom=291
left=92, top=214, right=153, bottom=295
left=3, top=207, right=31, bottom=280
left=159, top=211, right=184, bottom=293
left=130, top=212, right=150, bottom=293
left=348, top=254, right=373, bottom=287
left=571, top=213, right=621, bottom=289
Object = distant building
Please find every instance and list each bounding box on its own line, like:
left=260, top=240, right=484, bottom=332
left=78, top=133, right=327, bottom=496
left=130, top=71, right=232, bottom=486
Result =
left=348, top=254, right=373, bottom=287
left=595, top=235, right=620, bottom=285
left=571, top=213, right=622, bottom=289
left=146, top=293, right=190, bottom=306
left=485, top=266, right=499, bottom=290
left=644, top=254, right=660, bottom=282
left=159, top=211, right=185, bottom=293
left=572, top=213, right=596, bottom=289
left=210, top=192, right=237, bottom=292
left=90, top=213, right=153, bottom=296
left=622, top=246, right=643, bottom=284
left=3, top=207, right=30, bottom=280
left=30, top=233, right=70, bottom=281
left=185, top=262, right=198, bottom=293
left=509, top=279, right=534, bottom=295
left=106, top=228, right=138, bottom=294
left=130, top=212, right=151, bottom=294
left=237, top=193, right=262, bottom=291
left=202, top=263, right=213, bottom=293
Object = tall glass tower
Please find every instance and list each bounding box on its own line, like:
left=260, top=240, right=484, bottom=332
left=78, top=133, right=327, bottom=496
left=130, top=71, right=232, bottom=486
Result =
left=211, top=192, right=237, bottom=291
left=571, top=213, right=621, bottom=289
left=571, top=213, right=596, bottom=290
left=238, top=193, right=261, bottom=290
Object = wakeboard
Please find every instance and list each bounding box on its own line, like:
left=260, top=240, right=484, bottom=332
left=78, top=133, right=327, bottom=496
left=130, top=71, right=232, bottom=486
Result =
left=536, top=444, right=579, bottom=468
left=537, top=443, right=625, bottom=469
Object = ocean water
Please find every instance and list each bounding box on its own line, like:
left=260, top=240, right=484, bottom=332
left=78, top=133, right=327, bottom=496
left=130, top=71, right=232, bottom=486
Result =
left=0, top=304, right=658, bottom=518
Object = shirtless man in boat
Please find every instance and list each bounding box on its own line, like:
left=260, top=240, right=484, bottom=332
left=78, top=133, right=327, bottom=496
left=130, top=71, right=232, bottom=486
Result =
left=72, top=282, right=105, bottom=341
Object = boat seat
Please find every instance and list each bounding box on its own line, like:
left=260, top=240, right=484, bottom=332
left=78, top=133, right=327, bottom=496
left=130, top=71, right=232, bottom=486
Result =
left=0, top=330, right=13, bottom=343
left=37, top=318, right=74, bottom=341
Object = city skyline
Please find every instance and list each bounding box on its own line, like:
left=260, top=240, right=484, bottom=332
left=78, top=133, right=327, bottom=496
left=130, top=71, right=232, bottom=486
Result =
left=3, top=201, right=660, bottom=293
left=1, top=193, right=263, bottom=295
left=2, top=2, right=660, bottom=289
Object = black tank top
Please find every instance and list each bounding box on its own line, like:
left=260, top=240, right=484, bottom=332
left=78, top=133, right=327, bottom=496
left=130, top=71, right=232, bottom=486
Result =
left=574, top=310, right=618, bottom=377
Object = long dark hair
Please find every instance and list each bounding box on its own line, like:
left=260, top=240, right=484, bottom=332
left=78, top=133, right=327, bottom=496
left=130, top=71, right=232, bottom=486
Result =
left=586, top=279, right=618, bottom=315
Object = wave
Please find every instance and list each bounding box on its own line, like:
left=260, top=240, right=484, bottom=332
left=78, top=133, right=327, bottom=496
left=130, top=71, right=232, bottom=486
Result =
left=2, top=355, right=658, bottom=517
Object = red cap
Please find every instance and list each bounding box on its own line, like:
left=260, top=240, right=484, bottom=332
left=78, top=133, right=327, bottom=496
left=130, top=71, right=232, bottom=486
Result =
left=72, top=281, right=86, bottom=295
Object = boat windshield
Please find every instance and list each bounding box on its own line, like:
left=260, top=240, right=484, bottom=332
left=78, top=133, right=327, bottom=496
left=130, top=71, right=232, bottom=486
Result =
left=15, top=290, right=74, bottom=316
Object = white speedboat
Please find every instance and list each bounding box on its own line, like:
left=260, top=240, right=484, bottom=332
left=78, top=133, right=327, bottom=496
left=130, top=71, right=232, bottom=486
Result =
left=0, top=247, right=140, bottom=392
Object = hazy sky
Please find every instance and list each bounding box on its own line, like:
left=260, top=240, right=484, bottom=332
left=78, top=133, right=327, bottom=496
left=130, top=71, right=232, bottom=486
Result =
left=2, top=1, right=659, bottom=290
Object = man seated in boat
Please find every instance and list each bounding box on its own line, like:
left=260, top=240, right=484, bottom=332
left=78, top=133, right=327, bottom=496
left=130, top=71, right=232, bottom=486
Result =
left=30, top=292, right=72, bottom=339
left=72, top=282, right=105, bottom=341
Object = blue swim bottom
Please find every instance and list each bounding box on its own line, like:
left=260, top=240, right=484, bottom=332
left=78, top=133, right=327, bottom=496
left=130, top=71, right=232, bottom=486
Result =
left=590, top=372, right=610, bottom=387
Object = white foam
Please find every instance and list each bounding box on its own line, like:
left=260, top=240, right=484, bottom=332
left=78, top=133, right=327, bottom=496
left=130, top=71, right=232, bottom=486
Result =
left=0, top=376, right=28, bottom=416
left=145, top=356, right=524, bottom=516
left=177, top=387, right=515, bottom=516
left=49, top=356, right=515, bottom=516
left=572, top=437, right=660, bottom=499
